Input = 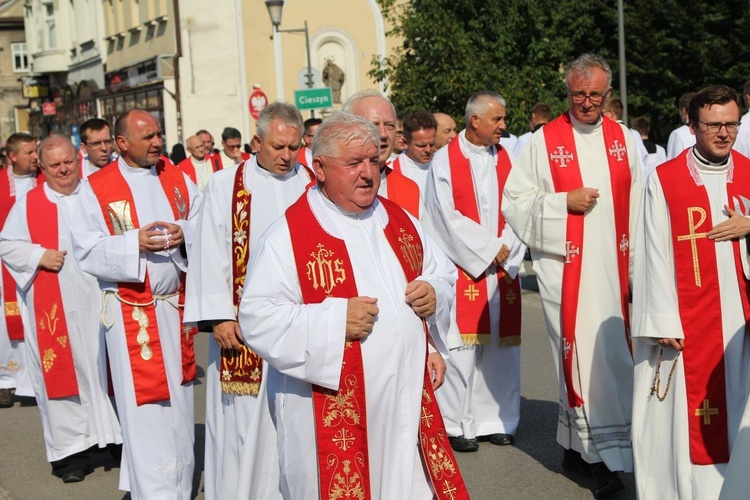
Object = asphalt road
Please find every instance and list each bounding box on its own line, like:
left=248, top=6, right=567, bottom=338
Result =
left=0, top=284, right=636, bottom=499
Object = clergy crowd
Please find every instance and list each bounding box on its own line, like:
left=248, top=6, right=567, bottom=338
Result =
left=0, top=52, right=750, bottom=500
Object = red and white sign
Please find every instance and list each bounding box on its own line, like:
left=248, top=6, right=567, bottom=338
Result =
left=42, top=102, right=56, bottom=116
left=249, top=85, right=268, bottom=120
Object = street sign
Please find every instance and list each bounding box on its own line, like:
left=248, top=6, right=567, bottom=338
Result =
left=249, top=86, right=269, bottom=120
left=294, top=88, right=332, bottom=110
left=42, top=102, right=56, bottom=116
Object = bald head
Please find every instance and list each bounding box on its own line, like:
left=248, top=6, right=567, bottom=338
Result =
left=343, top=91, right=397, bottom=168
left=38, top=135, right=79, bottom=195
left=115, top=109, right=164, bottom=168
left=433, top=113, right=457, bottom=150
left=186, top=135, right=205, bottom=161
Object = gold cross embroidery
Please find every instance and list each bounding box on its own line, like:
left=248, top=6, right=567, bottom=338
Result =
left=505, top=288, right=516, bottom=304
left=695, top=399, right=719, bottom=425
left=332, top=428, right=355, bottom=451
left=676, top=207, right=708, bottom=287
left=464, top=284, right=479, bottom=301
left=442, top=480, right=458, bottom=500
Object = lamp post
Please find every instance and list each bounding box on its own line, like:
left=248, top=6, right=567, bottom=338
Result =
left=265, top=0, right=315, bottom=117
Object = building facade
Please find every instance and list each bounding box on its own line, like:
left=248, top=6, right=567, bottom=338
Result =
left=0, top=0, right=29, bottom=143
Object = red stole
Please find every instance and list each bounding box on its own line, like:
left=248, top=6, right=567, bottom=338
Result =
left=542, top=113, right=632, bottom=408
left=384, top=161, right=420, bottom=218
left=285, top=193, right=468, bottom=500
left=88, top=160, right=196, bottom=405
left=25, top=185, right=79, bottom=399
left=296, top=147, right=309, bottom=168
left=0, top=168, right=42, bottom=341
left=177, top=156, right=223, bottom=184
left=447, top=139, right=522, bottom=346
left=656, top=150, right=750, bottom=464
left=220, top=160, right=264, bottom=395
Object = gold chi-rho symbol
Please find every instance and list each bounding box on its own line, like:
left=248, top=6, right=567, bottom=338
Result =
left=676, top=207, right=708, bottom=287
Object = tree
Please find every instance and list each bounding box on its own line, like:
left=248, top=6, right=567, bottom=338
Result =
left=372, top=0, right=750, bottom=142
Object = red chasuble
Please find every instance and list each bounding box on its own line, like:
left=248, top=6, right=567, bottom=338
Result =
left=177, top=155, right=223, bottom=185
left=88, top=160, right=197, bottom=405
left=542, top=113, right=632, bottom=408
left=384, top=160, right=420, bottom=219
left=285, top=193, right=468, bottom=500
left=447, top=139, right=522, bottom=346
left=0, top=168, right=43, bottom=341
left=656, top=150, right=750, bottom=465
left=296, top=147, right=309, bottom=168
left=25, top=185, right=79, bottom=399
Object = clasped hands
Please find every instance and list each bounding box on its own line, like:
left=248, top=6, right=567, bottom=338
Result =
left=345, top=279, right=436, bottom=341
left=138, top=221, right=185, bottom=253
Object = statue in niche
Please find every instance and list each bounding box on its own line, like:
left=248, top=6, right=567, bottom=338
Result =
left=322, top=59, right=345, bottom=103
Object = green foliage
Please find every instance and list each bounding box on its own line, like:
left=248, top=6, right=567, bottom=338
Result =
left=372, top=0, right=750, bottom=142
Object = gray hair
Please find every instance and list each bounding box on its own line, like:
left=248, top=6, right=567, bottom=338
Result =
left=312, top=112, right=379, bottom=159
left=565, top=53, right=612, bottom=90
left=256, top=102, right=303, bottom=140
left=465, top=91, right=507, bottom=124
left=38, top=135, right=76, bottom=165
left=342, top=89, right=397, bottom=121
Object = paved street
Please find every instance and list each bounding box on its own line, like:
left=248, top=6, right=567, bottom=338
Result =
left=0, top=284, right=636, bottom=499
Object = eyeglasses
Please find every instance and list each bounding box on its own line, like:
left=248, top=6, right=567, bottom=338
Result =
left=85, top=139, right=114, bottom=148
left=568, top=91, right=608, bottom=104
left=698, top=121, right=741, bottom=134
left=224, top=143, right=242, bottom=150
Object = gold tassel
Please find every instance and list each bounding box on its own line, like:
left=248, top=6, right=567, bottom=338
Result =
left=221, top=381, right=260, bottom=397
left=498, top=336, right=522, bottom=347
left=461, top=334, right=491, bottom=346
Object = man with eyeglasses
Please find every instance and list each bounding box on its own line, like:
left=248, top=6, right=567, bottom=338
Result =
left=504, top=53, right=643, bottom=497
left=219, top=127, right=250, bottom=169
left=632, top=84, right=750, bottom=500
left=79, top=118, right=117, bottom=179
left=296, top=117, right=321, bottom=169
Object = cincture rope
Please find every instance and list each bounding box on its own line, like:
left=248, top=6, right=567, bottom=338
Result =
left=100, top=290, right=184, bottom=328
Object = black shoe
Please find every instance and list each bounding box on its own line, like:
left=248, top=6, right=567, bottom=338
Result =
left=61, top=469, right=86, bottom=483
left=448, top=435, right=479, bottom=453
left=561, top=448, right=592, bottom=477
left=0, top=389, right=12, bottom=408
left=481, top=433, right=514, bottom=446
left=590, top=462, right=624, bottom=498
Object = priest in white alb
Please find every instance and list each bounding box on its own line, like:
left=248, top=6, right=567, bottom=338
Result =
left=503, top=54, right=642, bottom=498
left=391, top=110, right=438, bottom=194
left=239, top=112, right=469, bottom=499
left=424, top=91, right=526, bottom=454
left=66, top=109, right=201, bottom=499
left=184, top=102, right=312, bottom=500
left=0, top=136, right=122, bottom=482
left=633, top=84, right=750, bottom=500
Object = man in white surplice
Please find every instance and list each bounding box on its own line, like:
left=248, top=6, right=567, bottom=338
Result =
left=503, top=54, right=642, bottom=497
left=666, top=92, right=697, bottom=160
left=67, top=110, right=201, bottom=499
left=395, top=109, right=438, bottom=193
left=424, top=91, right=526, bottom=454
left=0, top=136, right=122, bottom=483
left=184, top=102, right=310, bottom=500
left=633, top=85, right=750, bottom=500
left=239, top=112, right=460, bottom=499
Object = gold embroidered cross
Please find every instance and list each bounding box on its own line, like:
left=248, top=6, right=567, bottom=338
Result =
left=464, top=285, right=479, bottom=301
left=420, top=406, right=434, bottom=428
left=505, top=288, right=516, bottom=304
left=695, top=399, right=719, bottom=425
left=442, top=480, right=458, bottom=500
left=332, top=428, right=355, bottom=451
left=676, top=207, right=708, bottom=287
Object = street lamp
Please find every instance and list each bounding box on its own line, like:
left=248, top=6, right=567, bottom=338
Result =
left=265, top=0, right=315, bottom=116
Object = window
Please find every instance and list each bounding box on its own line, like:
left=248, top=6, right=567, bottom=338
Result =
left=11, top=43, right=28, bottom=72
left=43, top=1, right=57, bottom=49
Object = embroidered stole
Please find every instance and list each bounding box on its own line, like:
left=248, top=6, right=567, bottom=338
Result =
left=220, top=161, right=263, bottom=396
left=286, top=193, right=468, bottom=500
left=447, top=139, right=522, bottom=346
left=88, top=160, right=196, bottom=405
left=543, top=113, right=632, bottom=408
left=26, top=185, right=79, bottom=399
left=0, top=168, right=39, bottom=340
left=656, top=150, right=750, bottom=464
left=384, top=161, right=420, bottom=218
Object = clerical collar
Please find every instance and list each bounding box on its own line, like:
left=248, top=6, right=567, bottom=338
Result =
left=45, top=181, right=81, bottom=199
left=691, top=147, right=729, bottom=167
left=569, top=112, right=602, bottom=134
left=532, top=123, right=545, bottom=132
left=460, top=130, right=491, bottom=155
left=313, top=184, right=375, bottom=220
left=255, top=158, right=297, bottom=180
left=11, top=170, right=35, bottom=179
left=403, top=154, right=429, bottom=169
